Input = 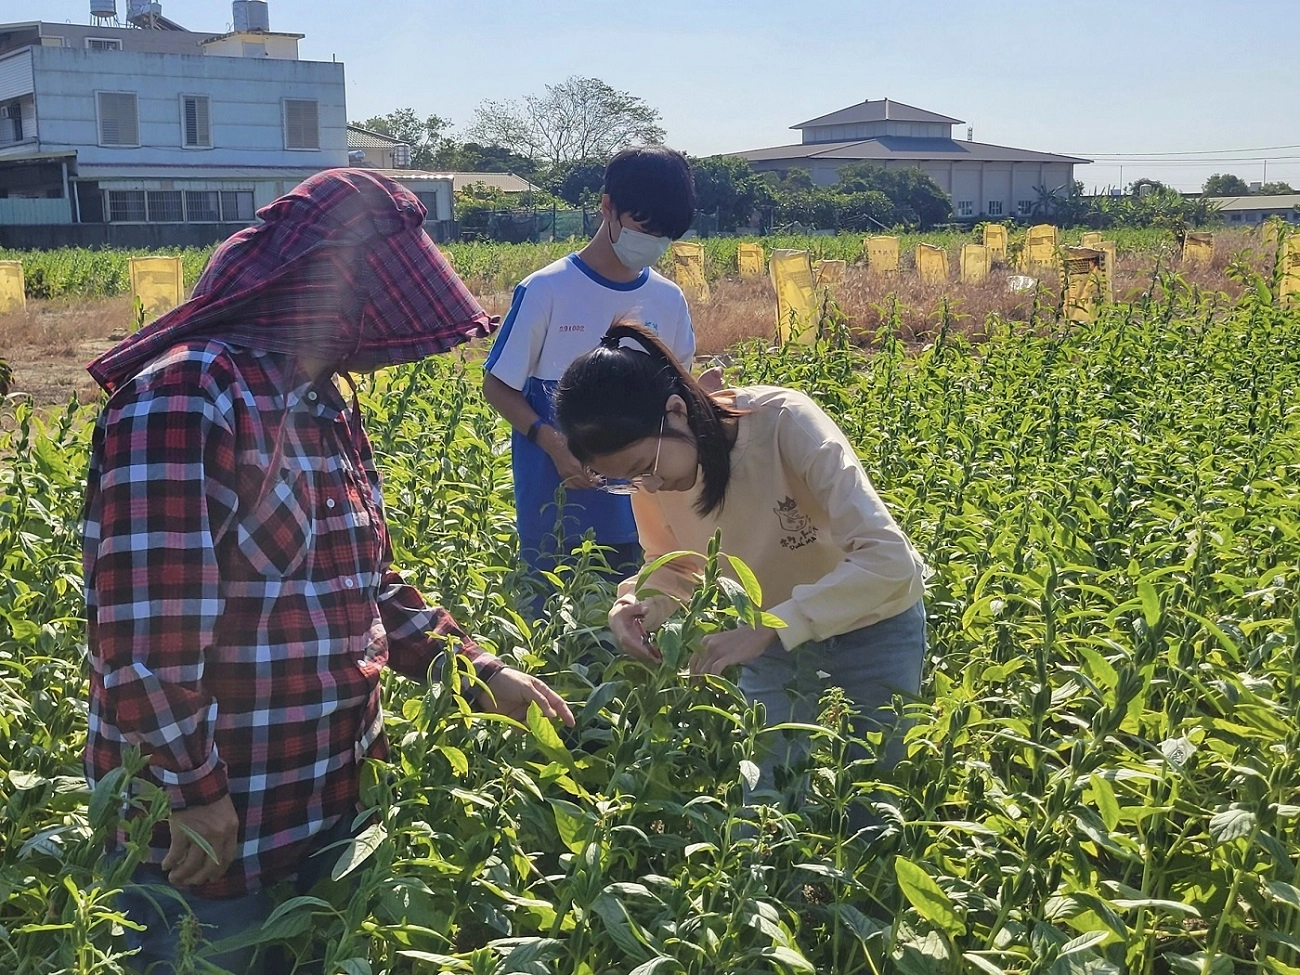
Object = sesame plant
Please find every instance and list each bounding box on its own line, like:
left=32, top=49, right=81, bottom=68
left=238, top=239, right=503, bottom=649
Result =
left=0, top=257, right=1297, bottom=973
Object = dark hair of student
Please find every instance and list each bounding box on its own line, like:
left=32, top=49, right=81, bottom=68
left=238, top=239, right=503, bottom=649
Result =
left=555, top=322, right=740, bottom=517
left=604, top=147, right=696, bottom=240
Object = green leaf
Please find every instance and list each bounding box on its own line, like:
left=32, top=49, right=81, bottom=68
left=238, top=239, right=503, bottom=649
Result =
left=758, top=946, right=816, bottom=973
left=527, top=701, right=576, bottom=771
left=739, top=760, right=760, bottom=791
left=1265, top=880, right=1300, bottom=910
left=330, top=822, right=387, bottom=881
left=725, top=553, right=765, bottom=606
left=1137, top=580, right=1160, bottom=628
left=626, top=958, right=679, bottom=975
left=548, top=798, right=592, bottom=855
left=894, top=857, right=966, bottom=936
left=439, top=744, right=469, bottom=777
left=1090, top=773, right=1120, bottom=832
left=1209, top=805, right=1257, bottom=845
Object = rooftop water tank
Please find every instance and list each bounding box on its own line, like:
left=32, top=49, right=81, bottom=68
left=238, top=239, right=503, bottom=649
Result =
left=232, top=1, right=270, bottom=32
left=90, top=0, right=118, bottom=18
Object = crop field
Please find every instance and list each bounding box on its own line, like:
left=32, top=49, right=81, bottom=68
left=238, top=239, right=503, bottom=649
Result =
left=1, top=235, right=1299, bottom=973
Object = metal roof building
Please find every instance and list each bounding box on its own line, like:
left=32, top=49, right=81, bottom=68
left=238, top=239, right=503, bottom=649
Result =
left=729, top=97, right=1091, bottom=221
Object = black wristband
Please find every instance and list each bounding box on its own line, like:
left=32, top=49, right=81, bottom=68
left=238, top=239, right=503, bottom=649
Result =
left=525, top=418, right=545, bottom=443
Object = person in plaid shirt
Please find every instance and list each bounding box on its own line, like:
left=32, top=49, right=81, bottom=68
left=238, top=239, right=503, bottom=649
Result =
left=83, top=169, right=573, bottom=971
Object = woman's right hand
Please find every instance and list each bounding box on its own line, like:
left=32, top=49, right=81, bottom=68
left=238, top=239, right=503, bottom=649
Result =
left=608, top=594, right=673, bottom=663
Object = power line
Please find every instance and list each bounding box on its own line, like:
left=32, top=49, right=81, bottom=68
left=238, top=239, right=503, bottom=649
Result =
left=1074, top=143, right=1300, bottom=158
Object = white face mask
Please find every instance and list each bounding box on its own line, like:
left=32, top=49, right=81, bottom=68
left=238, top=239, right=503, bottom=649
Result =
left=610, top=223, right=671, bottom=270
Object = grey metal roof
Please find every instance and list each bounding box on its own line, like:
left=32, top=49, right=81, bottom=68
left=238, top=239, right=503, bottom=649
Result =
left=346, top=125, right=407, bottom=149
left=730, top=137, right=1090, bottom=166
left=793, top=98, right=963, bottom=129
left=1210, top=194, right=1300, bottom=210
left=444, top=172, right=540, bottom=193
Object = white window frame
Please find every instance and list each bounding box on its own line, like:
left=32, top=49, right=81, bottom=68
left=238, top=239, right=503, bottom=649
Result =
left=96, top=90, right=139, bottom=148
left=180, top=93, right=212, bottom=149
left=0, top=102, right=23, bottom=144
left=987, top=200, right=1004, bottom=217
left=956, top=200, right=974, bottom=218
left=105, top=189, right=147, bottom=223
left=85, top=37, right=123, bottom=51
left=41, top=35, right=66, bottom=47
left=282, top=98, right=319, bottom=151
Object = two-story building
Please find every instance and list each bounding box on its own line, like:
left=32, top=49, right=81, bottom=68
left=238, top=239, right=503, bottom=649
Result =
left=0, top=1, right=347, bottom=246
left=729, top=97, right=1091, bottom=222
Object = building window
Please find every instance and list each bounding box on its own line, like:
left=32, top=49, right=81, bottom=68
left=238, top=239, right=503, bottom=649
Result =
left=956, top=200, right=974, bottom=217
left=147, top=191, right=184, bottom=222
left=107, top=190, right=146, bottom=222
left=220, top=190, right=255, bottom=221
left=1230, top=213, right=1241, bottom=222
left=182, top=95, right=211, bottom=148
left=1017, top=200, right=1034, bottom=216
left=987, top=200, right=1004, bottom=216
left=283, top=99, right=319, bottom=150
left=41, top=36, right=65, bottom=47
left=97, top=91, right=139, bottom=147
left=0, top=103, right=22, bottom=144
left=185, top=190, right=221, bottom=222
left=86, top=37, right=123, bottom=50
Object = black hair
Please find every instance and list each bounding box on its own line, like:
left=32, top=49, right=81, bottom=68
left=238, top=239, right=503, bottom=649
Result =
left=604, top=147, right=696, bottom=240
left=555, top=321, right=740, bottom=517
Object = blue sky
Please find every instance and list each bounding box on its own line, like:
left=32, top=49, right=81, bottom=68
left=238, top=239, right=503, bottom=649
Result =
left=20, top=0, right=1300, bottom=193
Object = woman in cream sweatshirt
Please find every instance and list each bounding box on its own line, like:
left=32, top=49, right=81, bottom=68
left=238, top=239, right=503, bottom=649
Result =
left=553, top=321, right=927, bottom=773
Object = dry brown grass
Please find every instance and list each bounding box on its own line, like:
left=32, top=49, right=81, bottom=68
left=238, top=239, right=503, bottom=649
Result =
left=0, top=235, right=1275, bottom=407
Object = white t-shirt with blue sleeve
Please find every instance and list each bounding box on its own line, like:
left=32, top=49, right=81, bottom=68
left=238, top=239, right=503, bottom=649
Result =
left=484, top=253, right=695, bottom=552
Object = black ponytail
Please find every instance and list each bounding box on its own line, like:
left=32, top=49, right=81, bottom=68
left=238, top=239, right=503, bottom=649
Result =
left=555, top=321, right=740, bottom=516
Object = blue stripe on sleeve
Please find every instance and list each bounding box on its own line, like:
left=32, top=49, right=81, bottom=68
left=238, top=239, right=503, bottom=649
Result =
left=483, top=283, right=528, bottom=374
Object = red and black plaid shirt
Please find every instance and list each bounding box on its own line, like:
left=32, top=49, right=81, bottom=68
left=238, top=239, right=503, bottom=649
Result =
left=83, top=338, right=502, bottom=897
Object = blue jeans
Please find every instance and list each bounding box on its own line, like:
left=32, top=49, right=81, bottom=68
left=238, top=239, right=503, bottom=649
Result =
left=115, top=813, right=357, bottom=974
left=739, top=599, right=927, bottom=792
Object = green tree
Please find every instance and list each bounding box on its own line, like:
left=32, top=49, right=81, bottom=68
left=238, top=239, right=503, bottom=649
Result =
left=1202, top=173, right=1252, bottom=196
left=351, top=108, right=450, bottom=170
left=433, top=141, right=541, bottom=180
left=467, top=76, right=664, bottom=171
left=1259, top=181, right=1296, bottom=196
left=689, top=156, right=775, bottom=231
left=546, top=158, right=607, bottom=207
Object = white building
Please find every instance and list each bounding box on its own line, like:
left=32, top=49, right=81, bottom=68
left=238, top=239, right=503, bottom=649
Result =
left=1211, top=194, right=1300, bottom=226
left=729, top=97, right=1090, bottom=221
left=0, top=2, right=348, bottom=245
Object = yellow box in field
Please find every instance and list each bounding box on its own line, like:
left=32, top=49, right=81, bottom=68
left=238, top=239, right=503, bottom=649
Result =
left=1181, top=232, right=1213, bottom=266
left=1021, top=225, right=1058, bottom=271
left=128, top=256, right=185, bottom=328
left=960, top=243, right=989, bottom=284
left=769, top=249, right=818, bottom=344
left=916, top=243, right=949, bottom=285
left=669, top=241, right=709, bottom=302
left=982, top=224, right=1008, bottom=263
left=0, top=261, right=25, bottom=315
left=1062, top=247, right=1106, bottom=322
left=736, top=242, right=764, bottom=278
left=865, top=236, right=899, bottom=273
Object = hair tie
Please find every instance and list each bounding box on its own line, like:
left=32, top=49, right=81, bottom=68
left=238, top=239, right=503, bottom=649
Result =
left=599, top=334, right=622, bottom=350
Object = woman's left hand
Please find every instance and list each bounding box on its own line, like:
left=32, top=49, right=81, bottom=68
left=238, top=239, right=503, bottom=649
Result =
left=690, top=624, right=777, bottom=678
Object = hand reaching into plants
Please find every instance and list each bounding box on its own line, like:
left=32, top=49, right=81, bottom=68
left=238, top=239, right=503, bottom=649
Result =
left=609, top=594, right=676, bottom=663
left=477, top=667, right=575, bottom=727
left=697, top=366, right=725, bottom=393
left=689, top=623, right=777, bottom=678
left=162, top=793, right=240, bottom=888
left=538, top=424, right=599, bottom=489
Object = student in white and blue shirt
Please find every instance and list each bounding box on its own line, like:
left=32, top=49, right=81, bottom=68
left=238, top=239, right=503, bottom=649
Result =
left=483, top=147, right=696, bottom=612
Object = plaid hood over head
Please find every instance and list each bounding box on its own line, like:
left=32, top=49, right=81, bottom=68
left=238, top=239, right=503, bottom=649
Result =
left=89, top=169, right=493, bottom=392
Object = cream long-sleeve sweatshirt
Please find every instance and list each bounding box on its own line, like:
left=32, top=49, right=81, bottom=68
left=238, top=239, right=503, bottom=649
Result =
left=622, top=385, right=926, bottom=651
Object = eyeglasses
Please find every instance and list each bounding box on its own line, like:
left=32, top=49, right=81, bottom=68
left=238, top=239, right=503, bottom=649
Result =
left=591, top=416, right=665, bottom=494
